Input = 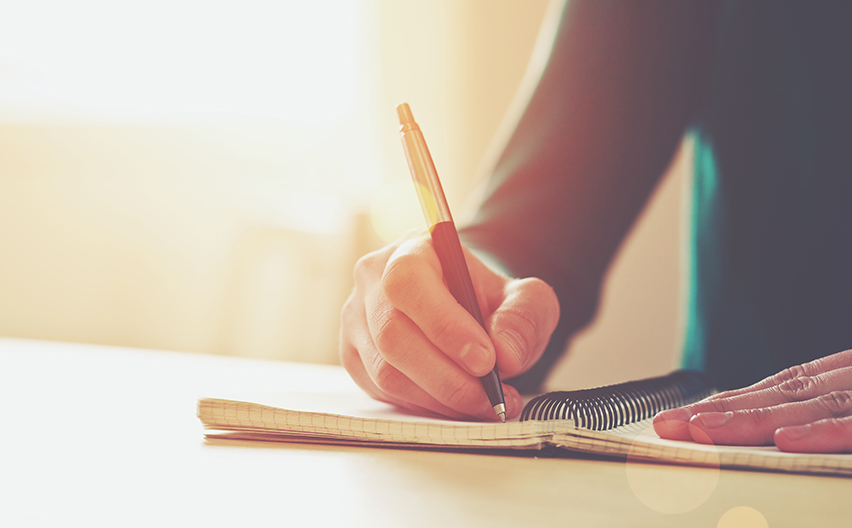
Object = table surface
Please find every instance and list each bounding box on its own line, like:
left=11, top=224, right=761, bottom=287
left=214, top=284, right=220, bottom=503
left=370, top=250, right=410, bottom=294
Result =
left=1, top=338, right=850, bottom=528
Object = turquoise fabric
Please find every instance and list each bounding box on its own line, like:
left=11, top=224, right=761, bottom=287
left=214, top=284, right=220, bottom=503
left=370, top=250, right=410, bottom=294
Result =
left=683, top=1, right=852, bottom=389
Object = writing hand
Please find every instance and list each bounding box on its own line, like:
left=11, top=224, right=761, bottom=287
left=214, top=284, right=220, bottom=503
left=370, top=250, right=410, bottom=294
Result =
left=654, top=350, right=852, bottom=452
left=339, top=230, right=559, bottom=421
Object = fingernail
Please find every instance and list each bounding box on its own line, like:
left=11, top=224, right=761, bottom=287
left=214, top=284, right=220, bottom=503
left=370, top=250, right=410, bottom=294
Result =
left=694, top=411, right=733, bottom=429
left=497, top=329, right=526, bottom=367
left=459, top=342, right=491, bottom=375
left=778, top=424, right=811, bottom=442
left=656, top=407, right=693, bottom=423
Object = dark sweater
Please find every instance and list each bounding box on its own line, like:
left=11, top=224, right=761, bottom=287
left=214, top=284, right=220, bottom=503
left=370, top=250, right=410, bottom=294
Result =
left=461, top=0, right=852, bottom=392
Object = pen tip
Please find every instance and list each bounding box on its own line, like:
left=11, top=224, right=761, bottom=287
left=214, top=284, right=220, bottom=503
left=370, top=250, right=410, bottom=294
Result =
left=493, top=403, right=507, bottom=423
left=396, top=102, right=414, bottom=125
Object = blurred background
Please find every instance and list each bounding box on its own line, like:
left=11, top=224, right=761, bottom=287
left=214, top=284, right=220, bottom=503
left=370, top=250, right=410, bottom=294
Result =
left=0, top=0, right=688, bottom=389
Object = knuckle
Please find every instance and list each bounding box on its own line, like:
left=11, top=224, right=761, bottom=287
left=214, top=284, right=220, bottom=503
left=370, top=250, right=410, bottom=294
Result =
left=354, top=243, right=398, bottom=285
left=339, top=291, right=358, bottom=322
left=371, top=356, right=404, bottom=394
left=743, top=406, right=773, bottom=427
left=776, top=376, right=817, bottom=400
left=381, top=254, right=419, bottom=304
left=498, top=307, right=538, bottom=345
left=696, top=398, right=732, bottom=413
left=772, top=364, right=807, bottom=384
left=430, top=315, right=463, bottom=347
left=438, top=380, right=478, bottom=411
left=524, top=277, right=559, bottom=307
left=371, top=308, right=407, bottom=354
left=816, top=391, right=852, bottom=418
left=353, top=253, right=368, bottom=278
left=525, top=279, right=560, bottom=325
left=353, top=251, right=379, bottom=284
left=338, top=339, right=357, bottom=368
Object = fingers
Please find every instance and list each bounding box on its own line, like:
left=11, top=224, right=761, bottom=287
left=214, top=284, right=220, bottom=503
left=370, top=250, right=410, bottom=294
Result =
left=364, top=291, right=505, bottom=419
left=775, top=416, right=852, bottom=453
left=680, top=391, right=852, bottom=446
left=704, top=349, right=852, bottom=401
left=377, top=235, right=559, bottom=381
left=654, top=356, right=852, bottom=451
left=342, top=283, right=521, bottom=419
left=655, top=366, right=852, bottom=440
left=379, top=236, right=496, bottom=377
left=340, top=232, right=532, bottom=421
left=487, top=277, right=560, bottom=377
left=340, top=281, right=418, bottom=407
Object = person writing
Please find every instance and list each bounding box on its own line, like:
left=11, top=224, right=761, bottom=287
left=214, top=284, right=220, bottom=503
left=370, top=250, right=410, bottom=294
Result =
left=339, top=0, right=852, bottom=452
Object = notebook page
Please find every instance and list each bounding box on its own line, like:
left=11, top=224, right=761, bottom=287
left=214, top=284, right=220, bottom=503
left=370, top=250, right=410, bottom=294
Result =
left=198, top=392, right=573, bottom=448
left=551, top=418, right=852, bottom=476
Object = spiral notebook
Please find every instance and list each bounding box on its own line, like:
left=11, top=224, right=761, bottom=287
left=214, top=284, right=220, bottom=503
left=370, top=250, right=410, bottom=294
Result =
left=197, top=370, right=852, bottom=477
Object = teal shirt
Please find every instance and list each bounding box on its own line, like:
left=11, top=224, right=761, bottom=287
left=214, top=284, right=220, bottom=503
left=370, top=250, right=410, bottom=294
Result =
left=684, top=1, right=852, bottom=388
left=462, top=0, right=852, bottom=392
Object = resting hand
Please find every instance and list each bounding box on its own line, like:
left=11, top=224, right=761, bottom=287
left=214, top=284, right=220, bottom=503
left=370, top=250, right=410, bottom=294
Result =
left=654, top=350, right=852, bottom=452
left=339, top=230, right=559, bottom=421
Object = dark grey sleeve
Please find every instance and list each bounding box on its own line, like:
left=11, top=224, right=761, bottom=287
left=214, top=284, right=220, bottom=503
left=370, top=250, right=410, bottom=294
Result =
left=460, top=0, right=717, bottom=393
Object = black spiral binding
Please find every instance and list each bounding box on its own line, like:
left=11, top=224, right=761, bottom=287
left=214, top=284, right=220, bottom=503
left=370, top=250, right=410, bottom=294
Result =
left=519, top=370, right=713, bottom=430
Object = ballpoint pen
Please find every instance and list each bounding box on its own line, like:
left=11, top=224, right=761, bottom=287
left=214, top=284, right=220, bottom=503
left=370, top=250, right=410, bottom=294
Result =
left=396, top=102, right=506, bottom=422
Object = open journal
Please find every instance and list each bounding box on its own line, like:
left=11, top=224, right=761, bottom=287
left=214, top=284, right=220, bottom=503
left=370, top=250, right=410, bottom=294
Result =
left=197, top=370, right=852, bottom=477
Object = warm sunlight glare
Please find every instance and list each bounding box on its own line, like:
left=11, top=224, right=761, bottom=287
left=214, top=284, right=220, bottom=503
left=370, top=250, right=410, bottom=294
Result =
left=0, top=0, right=360, bottom=124
left=369, top=178, right=425, bottom=243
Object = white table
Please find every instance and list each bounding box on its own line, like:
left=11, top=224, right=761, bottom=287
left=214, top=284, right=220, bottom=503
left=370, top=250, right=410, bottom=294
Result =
left=1, top=338, right=849, bottom=527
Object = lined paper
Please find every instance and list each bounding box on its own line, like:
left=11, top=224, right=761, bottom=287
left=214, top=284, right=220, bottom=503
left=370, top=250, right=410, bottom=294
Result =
left=199, top=394, right=571, bottom=448
left=198, top=392, right=852, bottom=477
left=552, top=418, right=852, bottom=477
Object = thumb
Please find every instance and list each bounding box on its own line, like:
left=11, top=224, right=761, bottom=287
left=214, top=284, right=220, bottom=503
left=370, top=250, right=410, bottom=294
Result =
left=487, top=277, right=560, bottom=377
